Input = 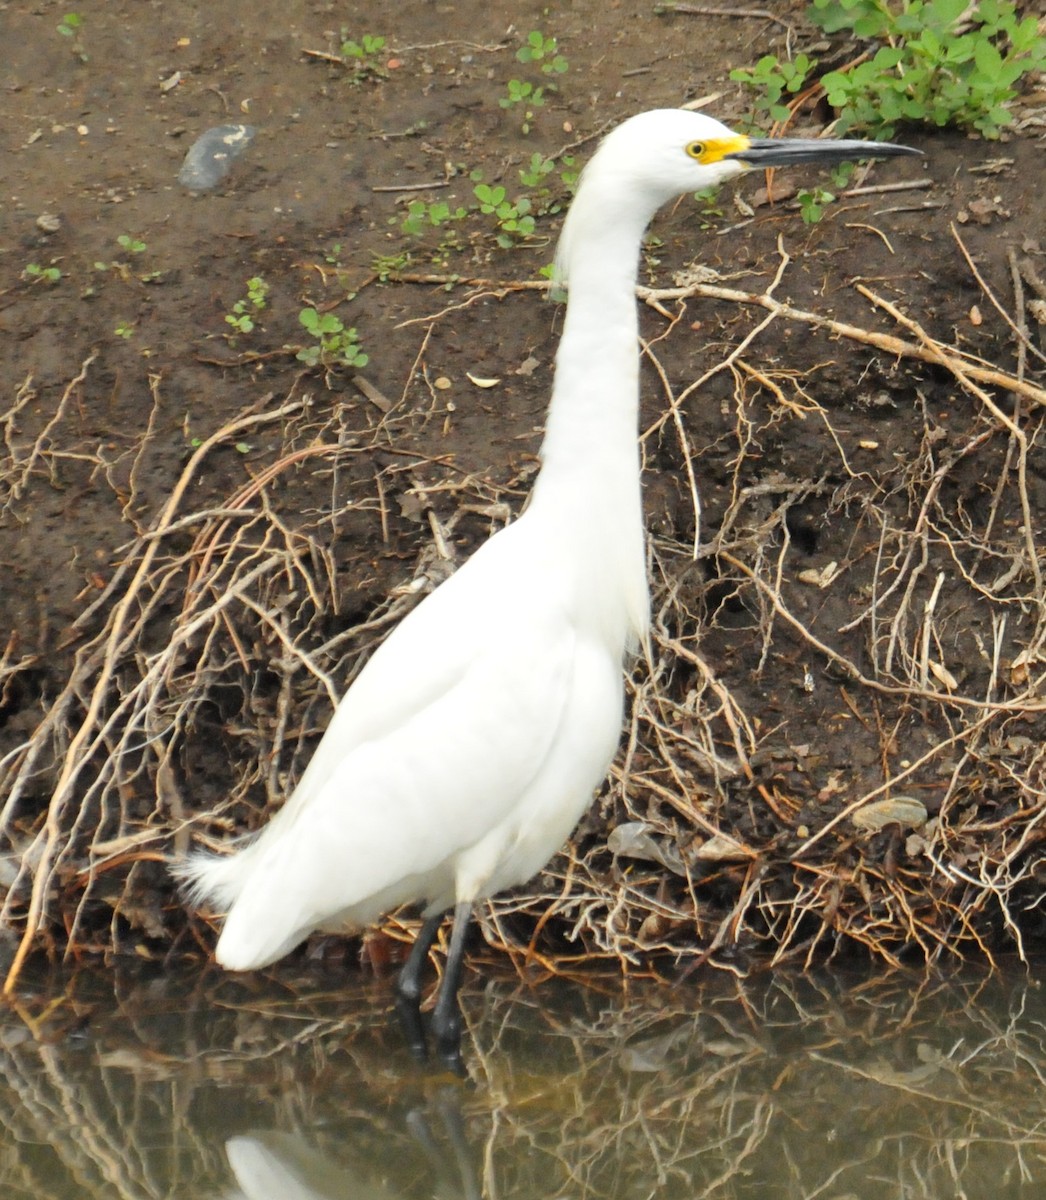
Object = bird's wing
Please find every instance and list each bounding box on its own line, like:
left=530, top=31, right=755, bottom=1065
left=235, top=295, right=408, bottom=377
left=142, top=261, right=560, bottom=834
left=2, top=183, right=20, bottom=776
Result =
left=278, top=520, right=539, bottom=824
left=302, top=603, right=576, bottom=889
left=214, top=531, right=587, bottom=968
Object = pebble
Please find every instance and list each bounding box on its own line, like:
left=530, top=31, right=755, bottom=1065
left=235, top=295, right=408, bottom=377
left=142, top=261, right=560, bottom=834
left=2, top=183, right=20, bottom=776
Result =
left=177, top=124, right=257, bottom=191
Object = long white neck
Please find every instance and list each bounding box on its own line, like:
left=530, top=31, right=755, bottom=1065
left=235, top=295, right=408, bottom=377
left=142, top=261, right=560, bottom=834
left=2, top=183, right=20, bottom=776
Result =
left=525, top=183, right=655, bottom=650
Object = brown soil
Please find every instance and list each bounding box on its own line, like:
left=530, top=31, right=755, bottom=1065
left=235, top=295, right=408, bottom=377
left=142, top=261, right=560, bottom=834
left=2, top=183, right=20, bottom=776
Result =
left=1, top=1, right=1044, bottom=983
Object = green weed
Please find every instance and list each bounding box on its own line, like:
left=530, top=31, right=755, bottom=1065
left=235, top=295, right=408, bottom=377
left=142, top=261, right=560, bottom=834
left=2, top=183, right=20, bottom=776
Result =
left=296, top=308, right=368, bottom=369
left=94, top=235, right=159, bottom=283
left=117, top=234, right=146, bottom=255
left=57, top=12, right=86, bottom=60
left=225, top=276, right=269, bottom=335
left=811, top=0, right=1045, bottom=138
left=342, top=32, right=385, bottom=59
left=399, top=198, right=468, bottom=238
left=23, top=262, right=62, bottom=285
left=691, top=186, right=726, bottom=229
left=339, top=32, right=387, bottom=80
left=519, top=152, right=556, bottom=190
left=500, top=31, right=568, bottom=134
left=373, top=250, right=412, bottom=279
left=732, top=1, right=1046, bottom=140
left=832, top=161, right=857, bottom=187
left=797, top=186, right=836, bottom=223
left=500, top=79, right=546, bottom=133
left=517, top=152, right=577, bottom=216
left=730, top=53, right=816, bottom=124
left=515, top=30, right=569, bottom=76
left=557, top=156, right=580, bottom=192
left=642, top=233, right=665, bottom=274
left=473, top=182, right=536, bottom=247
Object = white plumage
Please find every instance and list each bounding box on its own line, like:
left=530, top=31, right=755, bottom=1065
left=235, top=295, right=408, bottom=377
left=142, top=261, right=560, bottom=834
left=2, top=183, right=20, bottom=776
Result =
left=178, top=109, right=918, bottom=1062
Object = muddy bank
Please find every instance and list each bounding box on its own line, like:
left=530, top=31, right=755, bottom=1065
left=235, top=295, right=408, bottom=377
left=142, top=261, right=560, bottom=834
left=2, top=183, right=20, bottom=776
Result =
left=1, top=2, right=1044, bottom=982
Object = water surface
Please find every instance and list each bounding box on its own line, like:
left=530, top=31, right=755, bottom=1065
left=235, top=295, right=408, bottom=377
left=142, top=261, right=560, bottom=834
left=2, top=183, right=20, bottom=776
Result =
left=2, top=961, right=1044, bottom=1197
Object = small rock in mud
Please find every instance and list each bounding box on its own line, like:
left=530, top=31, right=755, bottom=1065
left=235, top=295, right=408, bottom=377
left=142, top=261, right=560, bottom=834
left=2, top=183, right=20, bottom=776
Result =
left=177, top=124, right=256, bottom=191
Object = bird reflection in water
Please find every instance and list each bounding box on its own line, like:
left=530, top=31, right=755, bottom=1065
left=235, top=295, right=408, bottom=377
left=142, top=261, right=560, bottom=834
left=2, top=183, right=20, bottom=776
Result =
left=223, top=1090, right=480, bottom=1200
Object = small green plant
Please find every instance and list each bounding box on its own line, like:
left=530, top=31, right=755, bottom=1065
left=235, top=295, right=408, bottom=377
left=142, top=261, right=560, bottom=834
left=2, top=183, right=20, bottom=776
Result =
left=500, top=79, right=545, bottom=109
left=797, top=185, right=836, bottom=223
left=23, top=262, right=62, bottom=285
left=342, top=32, right=385, bottom=59
left=729, top=53, right=816, bottom=124
left=498, top=32, right=568, bottom=135
left=117, top=234, right=146, bottom=255
left=399, top=198, right=468, bottom=238
left=114, top=321, right=134, bottom=339
left=94, top=235, right=161, bottom=283
left=56, top=12, right=86, bottom=59
left=339, top=32, right=387, bottom=80
left=296, top=308, right=368, bottom=369
left=517, top=152, right=578, bottom=216
left=558, top=155, right=580, bottom=193
left=473, top=182, right=536, bottom=247
left=519, top=152, right=556, bottom=190
left=56, top=11, right=82, bottom=36
left=691, top=185, right=726, bottom=229
left=812, top=0, right=1045, bottom=138
left=831, top=161, right=857, bottom=189
left=642, top=233, right=665, bottom=274
left=225, top=276, right=269, bottom=335
left=372, top=250, right=412, bottom=279
left=499, top=80, right=545, bottom=134
left=731, top=2, right=1044, bottom=139
left=516, top=30, right=569, bottom=76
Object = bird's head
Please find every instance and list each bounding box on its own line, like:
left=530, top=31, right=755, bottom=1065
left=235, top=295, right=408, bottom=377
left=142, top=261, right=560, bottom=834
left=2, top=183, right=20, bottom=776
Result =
left=554, top=108, right=921, bottom=286
left=586, top=107, right=920, bottom=202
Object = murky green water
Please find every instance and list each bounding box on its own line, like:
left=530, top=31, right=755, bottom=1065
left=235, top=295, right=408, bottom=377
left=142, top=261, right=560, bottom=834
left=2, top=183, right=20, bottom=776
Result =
left=1, top=960, right=1044, bottom=1198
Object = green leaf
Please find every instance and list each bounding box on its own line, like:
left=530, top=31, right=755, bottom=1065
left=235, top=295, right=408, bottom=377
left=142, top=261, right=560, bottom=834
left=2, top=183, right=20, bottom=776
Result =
left=973, top=36, right=1003, bottom=79
left=929, top=0, right=970, bottom=25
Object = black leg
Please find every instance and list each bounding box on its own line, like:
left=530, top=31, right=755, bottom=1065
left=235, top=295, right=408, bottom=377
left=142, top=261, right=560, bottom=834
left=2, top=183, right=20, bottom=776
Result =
left=398, top=912, right=444, bottom=1003
left=395, top=912, right=444, bottom=1060
left=430, top=900, right=472, bottom=1072
left=405, top=1089, right=481, bottom=1200
left=436, top=1088, right=482, bottom=1200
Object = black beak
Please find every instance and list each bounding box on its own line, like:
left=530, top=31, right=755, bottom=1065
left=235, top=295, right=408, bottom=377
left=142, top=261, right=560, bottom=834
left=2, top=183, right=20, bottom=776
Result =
left=727, top=137, right=923, bottom=167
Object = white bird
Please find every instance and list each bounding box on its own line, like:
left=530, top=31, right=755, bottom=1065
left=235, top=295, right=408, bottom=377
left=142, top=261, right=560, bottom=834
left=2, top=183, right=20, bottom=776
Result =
left=178, top=109, right=919, bottom=1064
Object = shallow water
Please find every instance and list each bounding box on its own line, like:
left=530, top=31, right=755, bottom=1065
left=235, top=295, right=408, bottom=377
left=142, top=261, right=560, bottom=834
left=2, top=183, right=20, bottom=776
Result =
left=1, top=960, right=1044, bottom=1198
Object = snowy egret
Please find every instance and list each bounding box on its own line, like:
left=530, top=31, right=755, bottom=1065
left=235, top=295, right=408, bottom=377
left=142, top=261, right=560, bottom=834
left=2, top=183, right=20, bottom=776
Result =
left=179, top=109, right=919, bottom=1065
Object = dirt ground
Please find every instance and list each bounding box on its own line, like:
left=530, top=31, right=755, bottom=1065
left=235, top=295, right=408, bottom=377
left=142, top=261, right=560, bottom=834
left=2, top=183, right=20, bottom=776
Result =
left=1, top=1, right=1045, bottom=981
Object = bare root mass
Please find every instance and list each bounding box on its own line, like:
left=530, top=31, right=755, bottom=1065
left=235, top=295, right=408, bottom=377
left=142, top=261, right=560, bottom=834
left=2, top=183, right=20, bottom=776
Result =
left=1, top=238, right=1045, bottom=990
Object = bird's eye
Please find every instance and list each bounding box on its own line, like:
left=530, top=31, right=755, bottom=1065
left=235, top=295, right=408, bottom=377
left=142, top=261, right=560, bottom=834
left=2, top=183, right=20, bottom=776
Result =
left=686, top=141, right=706, bottom=161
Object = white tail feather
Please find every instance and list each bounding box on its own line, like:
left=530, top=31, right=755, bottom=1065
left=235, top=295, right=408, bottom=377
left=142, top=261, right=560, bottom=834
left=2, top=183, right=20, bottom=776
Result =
left=175, top=832, right=321, bottom=971
left=172, top=838, right=262, bottom=914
